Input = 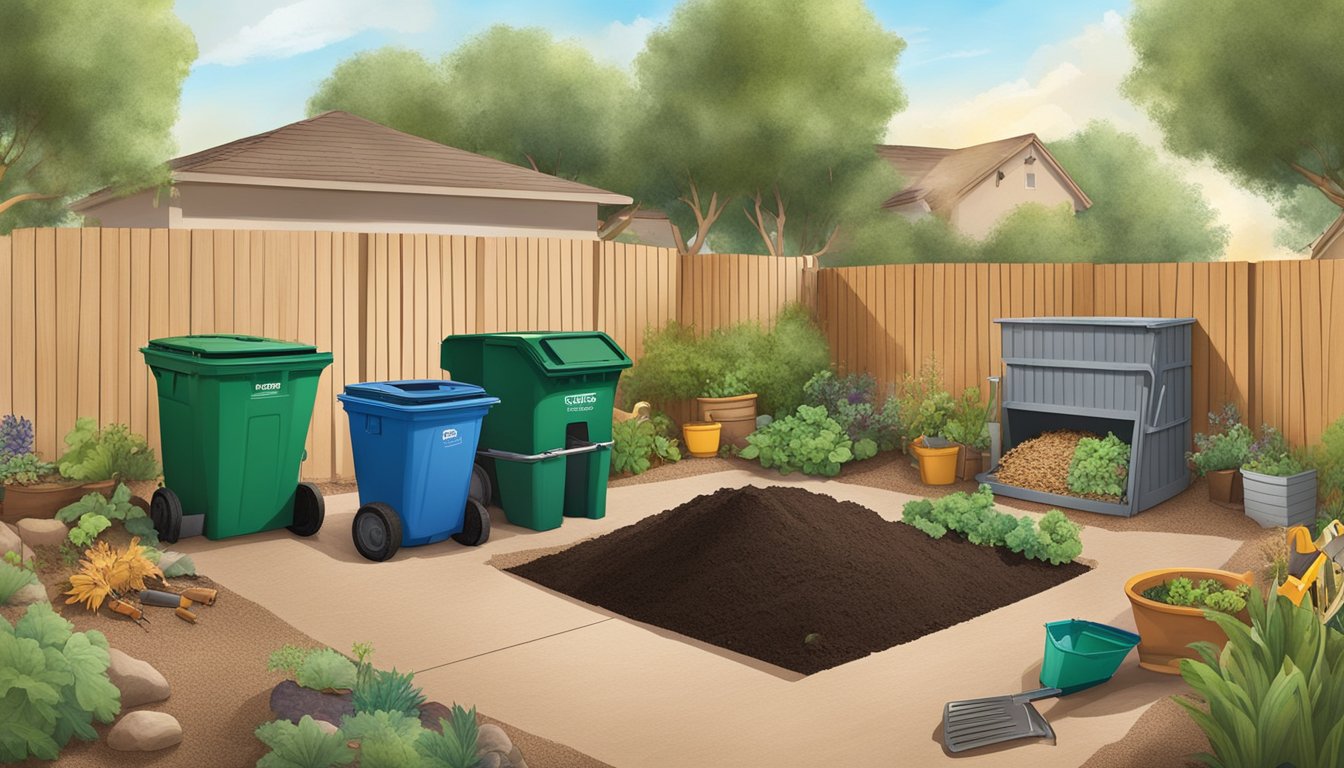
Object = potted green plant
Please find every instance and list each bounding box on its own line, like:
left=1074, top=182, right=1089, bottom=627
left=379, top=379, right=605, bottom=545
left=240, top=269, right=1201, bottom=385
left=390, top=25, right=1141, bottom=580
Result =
left=1187, top=404, right=1253, bottom=506
left=1240, top=425, right=1316, bottom=528
left=941, top=387, right=991, bottom=481
left=696, top=368, right=758, bottom=450
left=2, top=417, right=159, bottom=521
left=1123, top=567, right=1254, bottom=674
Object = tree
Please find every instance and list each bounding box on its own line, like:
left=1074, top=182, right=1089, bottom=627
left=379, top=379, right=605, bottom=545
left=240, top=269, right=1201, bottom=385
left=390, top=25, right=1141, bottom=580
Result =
left=1048, top=120, right=1227, bottom=262
left=0, top=0, right=196, bottom=232
left=1124, top=0, right=1344, bottom=215
left=309, top=27, right=635, bottom=186
left=628, top=0, right=906, bottom=256
left=1273, top=184, right=1340, bottom=251
left=979, top=203, right=1098, bottom=263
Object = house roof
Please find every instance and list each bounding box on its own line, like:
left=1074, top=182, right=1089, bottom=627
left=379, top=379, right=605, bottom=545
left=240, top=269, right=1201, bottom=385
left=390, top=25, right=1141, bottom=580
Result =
left=876, top=133, right=1091, bottom=213
left=1310, top=211, right=1344, bottom=259
left=74, top=111, right=631, bottom=210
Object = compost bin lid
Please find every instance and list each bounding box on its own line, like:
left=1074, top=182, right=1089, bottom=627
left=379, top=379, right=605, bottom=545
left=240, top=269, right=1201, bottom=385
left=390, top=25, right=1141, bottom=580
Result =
left=448, top=331, right=632, bottom=375
left=147, top=334, right=318, bottom=358
left=994, top=317, right=1194, bottom=328
left=343, top=379, right=493, bottom=405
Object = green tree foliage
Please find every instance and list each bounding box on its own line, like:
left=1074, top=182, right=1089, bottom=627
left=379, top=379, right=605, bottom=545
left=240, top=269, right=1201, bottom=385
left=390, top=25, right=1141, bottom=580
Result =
left=629, top=0, right=906, bottom=256
left=1124, top=0, right=1344, bottom=218
left=1274, top=184, right=1341, bottom=251
left=979, top=203, right=1098, bottom=263
left=1048, top=120, right=1227, bottom=262
left=309, top=27, right=635, bottom=186
left=0, top=0, right=196, bottom=232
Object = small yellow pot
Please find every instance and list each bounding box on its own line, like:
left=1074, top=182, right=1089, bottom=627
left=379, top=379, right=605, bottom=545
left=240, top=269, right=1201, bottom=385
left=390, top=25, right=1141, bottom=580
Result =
left=682, top=422, right=723, bottom=458
left=911, top=437, right=960, bottom=485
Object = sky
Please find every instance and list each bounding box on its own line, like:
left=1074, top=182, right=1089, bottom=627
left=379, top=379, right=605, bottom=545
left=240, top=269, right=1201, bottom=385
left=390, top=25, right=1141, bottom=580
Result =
left=171, top=0, right=1298, bottom=261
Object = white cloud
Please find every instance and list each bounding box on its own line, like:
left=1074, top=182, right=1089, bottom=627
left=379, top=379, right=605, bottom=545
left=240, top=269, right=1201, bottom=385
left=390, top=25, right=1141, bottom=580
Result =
left=575, top=16, right=656, bottom=69
left=886, top=9, right=1300, bottom=261
left=910, top=48, right=991, bottom=67
left=196, top=0, right=434, bottom=66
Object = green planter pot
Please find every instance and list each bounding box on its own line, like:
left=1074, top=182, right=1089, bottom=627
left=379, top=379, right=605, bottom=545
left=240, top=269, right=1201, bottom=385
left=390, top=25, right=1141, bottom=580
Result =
left=1240, top=468, right=1317, bottom=528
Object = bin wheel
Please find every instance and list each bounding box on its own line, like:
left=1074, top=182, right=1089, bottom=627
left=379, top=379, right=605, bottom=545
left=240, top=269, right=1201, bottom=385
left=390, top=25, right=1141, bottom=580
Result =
left=288, top=482, right=325, bottom=537
left=452, top=498, right=491, bottom=547
left=150, top=488, right=183, bottom=545
left=353, top=502, right=402, bottom=562
left=468, top=462, right=493, bottom=506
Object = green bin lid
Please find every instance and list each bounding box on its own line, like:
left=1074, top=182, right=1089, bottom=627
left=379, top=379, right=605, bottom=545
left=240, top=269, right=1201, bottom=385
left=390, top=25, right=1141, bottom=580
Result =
left=449, top=331, right=632, bottom=374
left=147, top=334, right=318, bottom=358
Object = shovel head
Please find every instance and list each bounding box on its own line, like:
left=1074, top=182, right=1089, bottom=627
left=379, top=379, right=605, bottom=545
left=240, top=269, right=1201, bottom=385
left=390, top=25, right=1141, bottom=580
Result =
left=942, top=688, right=1060, bottom=754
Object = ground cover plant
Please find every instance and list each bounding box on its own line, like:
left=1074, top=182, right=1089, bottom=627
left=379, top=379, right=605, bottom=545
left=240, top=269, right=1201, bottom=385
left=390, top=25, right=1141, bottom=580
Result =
left=1067, top=432, right=1130, bottom=498
left=802, top=370, right=902, bottom=452
left=901, top=485, right=1083, bottom=565
left=56, top=418, right=159, bottom=483
left=507, top=485, right=1087, bottom=674
left=610, top=415, right=681, bottom=476
left=56, top=482, right=159, bottom=547
left=739, top=404, right=876, bottom=477
left=0, top=555, right=38, bottom=605
left=1175, top=589, right=1344, bottom=768
left=1187, top=404, right=1253, bottom=476
left=1141, top=578, right=1252, bottom=615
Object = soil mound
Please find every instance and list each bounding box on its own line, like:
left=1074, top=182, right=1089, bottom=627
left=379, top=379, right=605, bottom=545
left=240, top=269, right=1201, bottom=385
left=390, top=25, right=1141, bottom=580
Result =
left=507, top=485, right=1087, bottom=674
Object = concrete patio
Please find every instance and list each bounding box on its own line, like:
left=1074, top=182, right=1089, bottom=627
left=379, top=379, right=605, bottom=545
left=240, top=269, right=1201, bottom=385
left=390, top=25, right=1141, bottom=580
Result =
left=176, top=469, right=1239, bottom=766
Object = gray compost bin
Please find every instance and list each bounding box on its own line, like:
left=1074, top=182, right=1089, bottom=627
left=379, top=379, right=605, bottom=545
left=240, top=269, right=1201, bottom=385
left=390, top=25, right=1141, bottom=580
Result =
left=976, top=317, right=1194, bottom=517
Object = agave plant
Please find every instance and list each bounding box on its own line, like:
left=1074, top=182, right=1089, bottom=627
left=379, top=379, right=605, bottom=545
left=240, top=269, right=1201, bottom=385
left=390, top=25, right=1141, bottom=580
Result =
left=1176, top=586, right=1344, bottom=768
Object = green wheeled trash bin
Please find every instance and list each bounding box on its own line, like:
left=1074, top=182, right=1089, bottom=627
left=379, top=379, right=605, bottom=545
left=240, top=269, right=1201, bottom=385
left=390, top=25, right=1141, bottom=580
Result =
left=141, top=335, right=333, bottom=542
left=440, top=332, right=631, bottom=531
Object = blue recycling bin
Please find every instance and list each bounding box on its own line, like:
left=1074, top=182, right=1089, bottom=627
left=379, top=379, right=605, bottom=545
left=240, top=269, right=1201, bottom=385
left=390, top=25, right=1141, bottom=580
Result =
left=338, top=380, right=499, bottom=562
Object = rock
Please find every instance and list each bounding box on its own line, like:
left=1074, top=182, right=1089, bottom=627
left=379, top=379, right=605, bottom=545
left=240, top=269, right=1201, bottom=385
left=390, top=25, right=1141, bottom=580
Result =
left=508, top=745, right=529, bottom=768
left=477, top=753, right=503, bottom=768
left=419, top=701, right=454, bottom=733
left=108, top=649, right=170, bottom=707
left=107, top=711, right=182, bottom=752
left=0, top=522, right=21, bottom=555
left=477, top=724, right=513, bottom=758
left=9, top=580, right=48, bottom=606
left=16, top=518, right=67, bottom=547
left=315, top=719, right=339, bottom=736
left=269, top=681, right=353, bottom=728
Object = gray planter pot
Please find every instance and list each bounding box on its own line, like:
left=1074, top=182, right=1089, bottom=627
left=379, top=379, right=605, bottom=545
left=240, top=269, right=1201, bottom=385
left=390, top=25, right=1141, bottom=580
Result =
left=1240, top=468, right=1317, bottom=528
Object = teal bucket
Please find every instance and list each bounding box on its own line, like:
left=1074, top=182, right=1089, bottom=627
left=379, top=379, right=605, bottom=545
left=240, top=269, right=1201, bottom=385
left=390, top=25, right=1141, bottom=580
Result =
left=1040, top=620, right=1140, bottom=695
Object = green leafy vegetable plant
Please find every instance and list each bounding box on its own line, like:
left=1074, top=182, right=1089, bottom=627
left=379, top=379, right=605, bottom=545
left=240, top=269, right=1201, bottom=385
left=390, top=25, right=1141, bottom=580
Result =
left=56, top=483, right=158, bottom=546
left=895, top=360, right=955, bottom=446
left=56, top=419, right=160, bottom=483
left=610, top=417, right=681, bottom=476
left=802, top=370, right=902, bottom=452
left=0, top=603, right=122, bottom=762
left=416, top=704, right=482, bottom=768
left=353, top=667, right=426, bottom=717
left=339, top=710, right=424, bottom=768
left=0, top=452, right=57, bottom=486
left=296, top=648, right=358, bottom=693
left=255, top=716, right=354, bottom=768
left=66, top=514, right=111, bottom=549
left=940, top=387, right=990, bottom=450
left=902, top=485, right=1083, bottom=565
left=1175, top=589, right=1344, bottom=768
left=267, top=645, right=315, bottom=679
left=0, top=558, right=39, bottom=605
left=1187, top=404, right=1253, bottom=476
left=740, top=404, right=876, bottom=477
left=1067, top=432, right=1130, bottom=497
left=1142, top=577, right=1252, bottom=615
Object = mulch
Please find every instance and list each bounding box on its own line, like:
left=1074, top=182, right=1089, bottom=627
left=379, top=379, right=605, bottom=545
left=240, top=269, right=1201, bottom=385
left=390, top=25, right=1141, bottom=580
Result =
left=507, top=484, right=1088, bottom=675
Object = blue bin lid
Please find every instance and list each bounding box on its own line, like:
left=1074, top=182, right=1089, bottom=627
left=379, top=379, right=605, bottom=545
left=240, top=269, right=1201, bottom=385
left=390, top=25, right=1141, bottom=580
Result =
left=343, top=379, right=491, bottom=406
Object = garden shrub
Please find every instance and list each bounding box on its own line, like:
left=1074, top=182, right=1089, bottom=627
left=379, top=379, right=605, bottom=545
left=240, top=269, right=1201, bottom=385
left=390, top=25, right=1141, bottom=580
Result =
left=0, top=558, right=38, bottom=605
left=255, top=716, right=353, bottom=768
left=1187, top=404, right=1253, bottom=476
left=1142, top=577, right=1251, bottom=615
left=56, top=483, right=158, bottom=546
left=295, top=648, right=358, bottom=692
left=353, top=667, right=426, bottom=717
left=1314, top=412, right=1344, bottom=516
left=739, top=404, right=877, bottom=477
left=802, top=370, right=902, bottom=452
left=902, top=485, right=1083, bottom=565
left=0, top=604, right=122, bottom=762
left=895, top=360, right=955, bottom=445
left=1242, top=424, right=1308, bottom=476
left=417, top=704, right=482, bottom=768
left=0, top=452, right=56, bottom=486
left=610, top=416, right=681, bottom=476
left=1066, top=432, right=1130, bottom=497
left=940, top=387, right=990, bottom=450
left=1175, top=589, right=1344, bottom=768
left=56, top=418, right=160, bottom=483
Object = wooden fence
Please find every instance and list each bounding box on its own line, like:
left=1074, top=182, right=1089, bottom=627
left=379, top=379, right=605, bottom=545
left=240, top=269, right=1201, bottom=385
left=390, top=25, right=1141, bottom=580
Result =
left=816, top=260, right=1344, bottom=448
left=0, top=228, right=812, bottom=481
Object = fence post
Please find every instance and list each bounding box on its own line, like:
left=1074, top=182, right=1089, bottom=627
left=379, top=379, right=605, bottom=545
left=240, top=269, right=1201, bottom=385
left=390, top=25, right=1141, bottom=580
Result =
left=800, top=254, right=820, bottom=317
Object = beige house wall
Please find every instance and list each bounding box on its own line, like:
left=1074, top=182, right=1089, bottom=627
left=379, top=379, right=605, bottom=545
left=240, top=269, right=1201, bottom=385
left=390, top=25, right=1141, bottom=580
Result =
left=80, top=182, right=601, bottom=239
left=948, top=146, right=1083, bottom=239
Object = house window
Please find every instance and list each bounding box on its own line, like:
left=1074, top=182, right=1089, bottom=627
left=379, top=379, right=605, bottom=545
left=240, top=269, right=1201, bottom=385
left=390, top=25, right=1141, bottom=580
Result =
left=1025, top=172, right=1037, bottom=189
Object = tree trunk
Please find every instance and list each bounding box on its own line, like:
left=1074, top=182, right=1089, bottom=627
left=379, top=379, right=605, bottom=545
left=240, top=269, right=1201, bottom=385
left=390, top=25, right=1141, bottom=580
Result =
left=0, top=192, right=59, bottom=217
left=674, top=179, right=726, bottom=256
left=1289, top=162, right=1344, bottom=209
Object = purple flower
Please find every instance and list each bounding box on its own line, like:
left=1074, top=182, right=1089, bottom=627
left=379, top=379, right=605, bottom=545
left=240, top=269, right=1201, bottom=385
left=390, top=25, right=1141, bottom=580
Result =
left=0, top=415, right=34, bottom=459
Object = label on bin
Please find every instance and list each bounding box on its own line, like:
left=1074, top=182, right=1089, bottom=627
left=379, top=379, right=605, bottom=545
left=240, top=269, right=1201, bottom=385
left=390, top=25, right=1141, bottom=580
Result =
left=253, top=380, right=283, bottom=398
left=441, top=428, right=462, bottom=448
left=564, top=392, right=598, bottom=413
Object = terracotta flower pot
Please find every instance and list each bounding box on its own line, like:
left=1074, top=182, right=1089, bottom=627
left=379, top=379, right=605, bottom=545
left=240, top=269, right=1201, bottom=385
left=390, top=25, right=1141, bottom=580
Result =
left=1205, top=469, right=1243, bottom=506
left=696, top=393, right=758, bottom=450
left=1124, top=567, right=1254, bottom=674
left=956, top=445, right=983, bottom=481
left=0, top=479, right=116, bottom=523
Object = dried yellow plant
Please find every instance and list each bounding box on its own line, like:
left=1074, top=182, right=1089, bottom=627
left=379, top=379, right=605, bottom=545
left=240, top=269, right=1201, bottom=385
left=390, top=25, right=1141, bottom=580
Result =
left=64, top=537, right=164, bottom=612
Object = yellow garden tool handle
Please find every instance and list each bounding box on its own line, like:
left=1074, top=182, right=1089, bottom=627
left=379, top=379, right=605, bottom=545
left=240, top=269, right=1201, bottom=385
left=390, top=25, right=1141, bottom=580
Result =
left=174, top=607, right=197, bottom=624
left=179, top=587, right=217, bottom=606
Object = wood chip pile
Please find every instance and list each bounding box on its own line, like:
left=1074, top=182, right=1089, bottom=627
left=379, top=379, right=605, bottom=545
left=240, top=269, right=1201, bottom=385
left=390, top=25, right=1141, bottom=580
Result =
left=995, top=430, right=1101, bottom=497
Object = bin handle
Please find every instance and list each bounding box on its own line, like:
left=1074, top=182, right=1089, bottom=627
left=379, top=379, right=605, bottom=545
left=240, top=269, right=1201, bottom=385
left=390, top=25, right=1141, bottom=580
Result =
left=478, top=440, right=614, bottom=465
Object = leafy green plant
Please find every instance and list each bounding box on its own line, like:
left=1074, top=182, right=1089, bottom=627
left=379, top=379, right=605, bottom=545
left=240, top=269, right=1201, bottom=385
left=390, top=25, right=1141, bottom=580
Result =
left=339, top=710, right=424, bottom=768
left=1142, top=577, right=1252, bottom=615
left=802, top=370, right=902, bottom=451
left=0, top=558, right=39, bottom=605
left=0, top=452, right=57, bottom=486
left=1175, top=589, right=1344, bottom=768
left=1242, top=423, right=1308, bottom=477
left=417, top=704, right=482, bottom=768
left=1188, top=404, right=1254, bottom=476
left=702, top=369, right=751, bottom=398
left=353, top=667, right=426, bottom=717
left=902, top=485, right=1083, bottom=565
left=895, top=360, right=955, bottom=446
left=56, top=483, right=158, bottom=546
left=56, top=419, right=160, bottom=483
left=740, top=404, right=876, bottom=477
left=66, top=514, right=111, bottom=549
left=0, top=603, right=122, bottom=762
left=1067, top=432, right=1130, bottom=497
left=1316, top=413, right=1344, bottom=516
left=296, top=648, right=357, bottom=693
left=161, top=554, right=196, bottom=579
left=940, top=387, right=990, bottom=450
left=267, top=645, right=315, bottom=678
left=610, top=417, right=681, bottom=476
left=255, top=716, right=354, bottom=768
